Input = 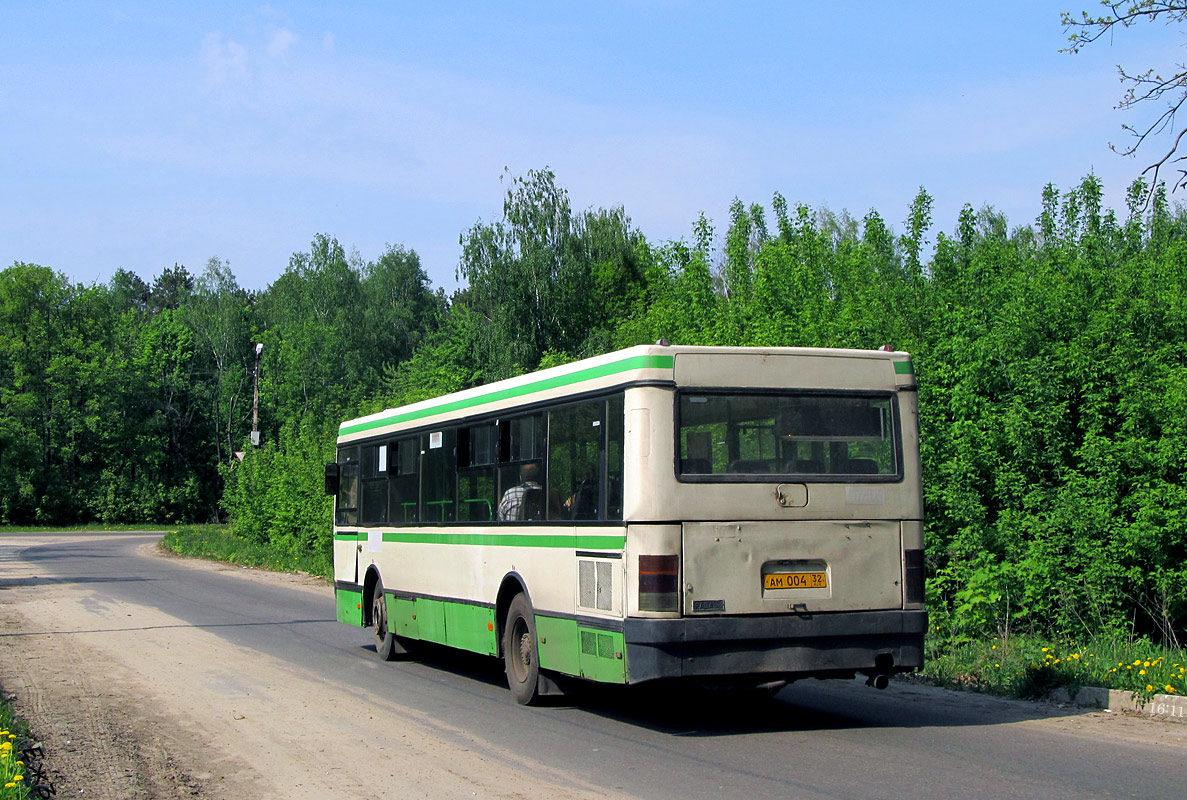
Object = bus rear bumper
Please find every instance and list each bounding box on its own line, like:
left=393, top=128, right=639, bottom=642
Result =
left=623, top=609, right=927, bottom=684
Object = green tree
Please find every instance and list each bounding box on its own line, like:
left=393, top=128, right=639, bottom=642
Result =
left=184, top=257, right=253, bottom=473
left=457, top=169, right=649, bottom=379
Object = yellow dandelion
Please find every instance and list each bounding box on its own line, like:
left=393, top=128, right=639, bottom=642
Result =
left=1144, top=661, right=1151, bottom=667
left=1180, top=667, right=1185, bottom=675
left=1140, top=669, right=1147, bottom=675
left=1147, top=684, right=1154, bottom=692
left=992, top=645, right=997, bottom=650
left=4, top=782, right=13, bottom=789
left=1054, top=659, right=1061, bottom=664
left=1167, top=686, right=1177, bottom=694
left=995, top=663, right=1000, bottom=668
left=13, top=775, right=22, bottom=781
left=1042, top=647, right=1049, bottom=652
left=15, top=760, right=22, bottom=766
left=1134, top=659, right=1142, bottom=666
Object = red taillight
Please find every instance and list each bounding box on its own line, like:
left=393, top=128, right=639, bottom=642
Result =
left=639, top=554, right=679, bottom=611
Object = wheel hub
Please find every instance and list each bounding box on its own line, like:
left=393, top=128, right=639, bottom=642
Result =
left=518, top=631, right=532, bottom=666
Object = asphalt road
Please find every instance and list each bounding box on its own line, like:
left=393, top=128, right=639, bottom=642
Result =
left=2, top=531, right=1183, bottom=799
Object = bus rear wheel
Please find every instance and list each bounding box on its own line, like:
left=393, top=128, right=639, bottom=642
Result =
left=503, top=593, right=541, bottom=705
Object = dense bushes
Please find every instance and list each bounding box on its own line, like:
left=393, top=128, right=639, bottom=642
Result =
left=220, top=417, right=335, bottom=560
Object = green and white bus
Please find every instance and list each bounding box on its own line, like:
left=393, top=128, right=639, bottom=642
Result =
left=327, top=344, right=926, bottom=703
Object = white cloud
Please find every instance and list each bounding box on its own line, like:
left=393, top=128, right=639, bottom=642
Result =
left=267, top=27, right=298, bottom=58
left=201, top=32, right=249, bottom=87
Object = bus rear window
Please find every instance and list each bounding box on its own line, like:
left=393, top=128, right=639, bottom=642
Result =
left=678, top=392, right=899, bottom=480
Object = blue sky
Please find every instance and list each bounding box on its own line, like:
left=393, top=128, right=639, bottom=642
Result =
left=1, top=2, right=1175, bottom=293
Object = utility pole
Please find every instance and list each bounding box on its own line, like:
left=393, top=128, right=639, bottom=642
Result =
left=251, top=342, right=263, bottom=447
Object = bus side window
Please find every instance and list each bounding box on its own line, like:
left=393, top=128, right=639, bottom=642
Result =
left=496, top=414, right=546, bottom=521
left=606, top=395, right=624, bottom=520
left=335, top=446, right=360, bottom=526
left=388, top=437, right=420, bottom=524
left=548, top=400, right=603, bottom=521
left=360, top=443, right=388, bottom=525
left=458, top=423, right=497, bottom=522
left=421, top=429, right=457, bottom=523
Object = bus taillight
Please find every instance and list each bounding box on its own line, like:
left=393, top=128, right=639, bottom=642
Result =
left=639, top=555, right=680, bottom=611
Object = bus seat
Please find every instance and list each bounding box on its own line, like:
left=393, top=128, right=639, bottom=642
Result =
left=570, top=479, right=598, bottom=519
left=522, top=488, right=544, bottom=520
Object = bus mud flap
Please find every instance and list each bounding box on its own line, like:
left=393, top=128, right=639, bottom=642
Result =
left=536, top=672, right=565, bottom=697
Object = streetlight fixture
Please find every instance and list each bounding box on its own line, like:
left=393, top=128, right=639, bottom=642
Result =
left=251, top=343, right=263, bottom=446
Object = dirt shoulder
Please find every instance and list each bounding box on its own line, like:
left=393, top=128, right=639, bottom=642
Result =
left=0, top=533, right=633, bottom=800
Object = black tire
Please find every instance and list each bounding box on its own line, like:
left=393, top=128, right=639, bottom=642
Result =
left=503, top=593, right=541, bottom=705
left=372, top=578, right=398, bottom=661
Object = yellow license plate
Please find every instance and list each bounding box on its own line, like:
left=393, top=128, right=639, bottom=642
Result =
left=764, top=572, right=827, bottom=590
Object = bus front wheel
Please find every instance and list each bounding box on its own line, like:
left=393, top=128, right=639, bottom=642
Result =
left=372, top=578, right=399, bottom=661
left=503, top=594, right=541, bottom=705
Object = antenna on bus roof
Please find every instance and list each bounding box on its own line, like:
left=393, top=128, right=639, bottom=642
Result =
left=656, top=339, right=669, bottom=347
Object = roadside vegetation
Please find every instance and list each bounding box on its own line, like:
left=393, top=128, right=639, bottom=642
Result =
left=160, top=525, right=331, bottom=580
left=0, top=524, right=172, bottom=533
left=0, top=689, right=34, bottom=799
left=920, top=632, right=1187, bottom=702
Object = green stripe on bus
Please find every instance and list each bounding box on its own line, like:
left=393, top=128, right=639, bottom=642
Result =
left=339, top=354, right=674, bottom=435
left=380, top=531, right=626, bottom=549
left=894, top=361, right=914, bottom=375
left=334, top=532, right=358, bottom=541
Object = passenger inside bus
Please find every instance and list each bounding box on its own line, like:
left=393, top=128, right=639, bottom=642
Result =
left=498, top=463, right=562, bottom=520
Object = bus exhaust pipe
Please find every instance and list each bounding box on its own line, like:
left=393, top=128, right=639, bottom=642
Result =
left=866, top=673, right=890, bottom=690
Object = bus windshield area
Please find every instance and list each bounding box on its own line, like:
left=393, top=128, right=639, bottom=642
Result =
left=677, top=391, right=899, bottom=479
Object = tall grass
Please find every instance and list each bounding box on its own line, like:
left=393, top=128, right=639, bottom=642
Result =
left=920, top=632, right=1187, bottom=701
left=160, top=525, right=332, bottom=580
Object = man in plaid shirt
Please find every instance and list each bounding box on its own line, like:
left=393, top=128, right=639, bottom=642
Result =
left=498, top=463, right=543, bottom=521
